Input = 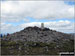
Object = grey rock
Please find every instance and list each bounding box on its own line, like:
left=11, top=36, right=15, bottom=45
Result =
left=4, top=26, right=74, bottom=43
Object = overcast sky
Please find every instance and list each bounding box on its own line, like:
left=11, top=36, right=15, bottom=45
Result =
left=0, top=0, right=75, bottom=34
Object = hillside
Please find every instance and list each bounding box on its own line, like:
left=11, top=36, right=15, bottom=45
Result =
left=1, top=26, right=74, bottom=55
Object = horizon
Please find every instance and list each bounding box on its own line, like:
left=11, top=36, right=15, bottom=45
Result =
left=1, top=25, right=75, bottom=35
left=1, top=0, right=75, bottom=34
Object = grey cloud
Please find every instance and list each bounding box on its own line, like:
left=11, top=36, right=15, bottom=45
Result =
left=1, top=1, right=74, bottom=23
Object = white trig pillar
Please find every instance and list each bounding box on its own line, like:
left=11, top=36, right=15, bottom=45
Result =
left=41, top=23, right=44, bottom=29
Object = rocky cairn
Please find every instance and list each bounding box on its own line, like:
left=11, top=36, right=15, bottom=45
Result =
left=5, top=26, right=73, bottom=43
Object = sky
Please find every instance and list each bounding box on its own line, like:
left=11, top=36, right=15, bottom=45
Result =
left=0, top=0, right=75, bottom=34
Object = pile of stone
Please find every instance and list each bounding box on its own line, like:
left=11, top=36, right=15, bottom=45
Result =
left=3, top=26, right=74, bottom=43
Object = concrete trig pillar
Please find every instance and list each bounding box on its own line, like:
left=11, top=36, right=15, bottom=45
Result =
left=41, top=23, right=44, bottom=29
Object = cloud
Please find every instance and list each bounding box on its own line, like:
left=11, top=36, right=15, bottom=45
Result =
left=1, top=20, right=74, bottom=34
left=1, top=1, right=74, bottom=23
left=1, top=22, right=22, bottom=34
left=1, top=1, right=74, bottom=34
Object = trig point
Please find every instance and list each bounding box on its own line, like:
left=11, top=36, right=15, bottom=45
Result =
left=41, top=23, right=44, bottom=29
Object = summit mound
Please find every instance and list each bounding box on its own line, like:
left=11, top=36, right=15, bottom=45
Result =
left=5, top=26, right=73, bottom=43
